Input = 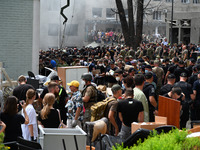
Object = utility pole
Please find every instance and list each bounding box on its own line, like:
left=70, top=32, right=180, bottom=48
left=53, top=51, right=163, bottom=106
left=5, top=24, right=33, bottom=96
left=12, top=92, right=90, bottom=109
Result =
left=170, top=0, right=174, bottom=44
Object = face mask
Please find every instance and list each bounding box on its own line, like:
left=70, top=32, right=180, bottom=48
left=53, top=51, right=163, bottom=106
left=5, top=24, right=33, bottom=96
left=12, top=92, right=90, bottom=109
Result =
left=145, top=70, right=149, bottom=73
left=81, top=80, right=85, bottom=85
left=116, top=77, right=120, bottom=81
left=122, top=84, right=125, bottom=90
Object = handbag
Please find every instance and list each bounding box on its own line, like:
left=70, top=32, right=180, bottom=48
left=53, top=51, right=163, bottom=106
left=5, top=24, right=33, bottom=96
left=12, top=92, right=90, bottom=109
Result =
left=57, top=109, right=66, bottom=128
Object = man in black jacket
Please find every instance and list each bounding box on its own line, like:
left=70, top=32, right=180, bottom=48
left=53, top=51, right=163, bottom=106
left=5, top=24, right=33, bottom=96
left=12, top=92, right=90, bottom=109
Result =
left=174, top=72, right=195, bottom=129
left=143, top=72, right=157, bottom=122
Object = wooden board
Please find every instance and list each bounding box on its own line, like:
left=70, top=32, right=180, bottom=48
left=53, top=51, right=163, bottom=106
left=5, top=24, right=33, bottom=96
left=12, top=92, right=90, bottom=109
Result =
left=57, top=66, right=89, bottom=90
left=158, top=95, right=180, bottom=128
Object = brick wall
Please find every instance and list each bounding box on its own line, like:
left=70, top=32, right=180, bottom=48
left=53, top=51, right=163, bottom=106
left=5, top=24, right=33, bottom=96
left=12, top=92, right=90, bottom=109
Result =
left=0, top=0, right=33, bottom=80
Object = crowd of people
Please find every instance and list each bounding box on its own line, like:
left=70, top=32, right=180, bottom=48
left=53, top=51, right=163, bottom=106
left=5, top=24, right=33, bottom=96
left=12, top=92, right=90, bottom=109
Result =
left=87, top=30, right=124, bottom=44
left=1, top=38, right=200, bottom=149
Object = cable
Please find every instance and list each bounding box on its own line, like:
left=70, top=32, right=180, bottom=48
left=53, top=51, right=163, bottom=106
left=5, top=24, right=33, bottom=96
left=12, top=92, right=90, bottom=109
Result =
left=64, top=0, right=76, bottom=47
left=60, top=0, right=75, bottom=48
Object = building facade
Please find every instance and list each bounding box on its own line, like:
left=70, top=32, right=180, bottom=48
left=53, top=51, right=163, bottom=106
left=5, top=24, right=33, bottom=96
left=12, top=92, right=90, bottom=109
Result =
left=40, top=0, right=200, bottom=49
left=0, top=0, right=40, bottom=80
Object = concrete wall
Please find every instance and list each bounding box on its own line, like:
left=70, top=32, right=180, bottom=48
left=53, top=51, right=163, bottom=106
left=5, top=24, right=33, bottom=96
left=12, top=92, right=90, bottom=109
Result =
left=0, top=0, right=40, bottom=80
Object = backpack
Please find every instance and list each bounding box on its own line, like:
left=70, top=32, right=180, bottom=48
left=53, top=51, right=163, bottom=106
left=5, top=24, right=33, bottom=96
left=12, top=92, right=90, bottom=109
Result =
left=83, top=84, right=106, bottom=102
left=90, top=97, right=116, bottom=122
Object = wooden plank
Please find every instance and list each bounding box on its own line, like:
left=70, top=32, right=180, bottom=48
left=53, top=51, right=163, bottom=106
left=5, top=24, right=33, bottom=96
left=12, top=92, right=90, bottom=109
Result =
left=57, top=66, right=89, bottom=90
left=158, top=95, right=180, bottom=128
left=57, top=67, right=66, bottom=88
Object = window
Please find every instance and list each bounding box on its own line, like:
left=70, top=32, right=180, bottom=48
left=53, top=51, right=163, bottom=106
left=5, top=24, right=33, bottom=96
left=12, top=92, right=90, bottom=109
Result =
left=65, top=24, right=78, bottom=36
left=106, top=8, right=115, bottom=19
left=92, top=8, right=102, bottom=17
left=124, top=9, right=128, bottom=18
left=153, top=11, right=161, bottom=20
left=181, top=0, right=190, bottom=3
left=193, top=0, right=200, bottom=3
left=48, top=0, right=59, bottom=11
left=48, top=24, right=58, bottom=36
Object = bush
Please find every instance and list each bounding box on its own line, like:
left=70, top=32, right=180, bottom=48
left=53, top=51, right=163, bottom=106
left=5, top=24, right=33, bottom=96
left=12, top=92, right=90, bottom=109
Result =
left=0, top=132, right=9, bottom=150
left=113, top=129, right=200, bottom=150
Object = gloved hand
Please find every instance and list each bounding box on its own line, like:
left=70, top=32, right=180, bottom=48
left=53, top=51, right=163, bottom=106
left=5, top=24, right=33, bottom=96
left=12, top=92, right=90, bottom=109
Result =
left=31, top=136, right=36, bottom=141
left=72, top=120, right=78, bottom=128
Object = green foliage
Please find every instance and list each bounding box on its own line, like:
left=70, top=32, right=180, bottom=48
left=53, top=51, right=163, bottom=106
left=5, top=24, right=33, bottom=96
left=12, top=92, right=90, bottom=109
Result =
left=113, top=129, right=200, bottom=150
left=0, top=132, right=9, bottom=150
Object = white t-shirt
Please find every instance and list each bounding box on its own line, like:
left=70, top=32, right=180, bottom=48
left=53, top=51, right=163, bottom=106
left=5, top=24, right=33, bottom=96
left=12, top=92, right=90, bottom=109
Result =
left=21, top=104, right=38, bottom=141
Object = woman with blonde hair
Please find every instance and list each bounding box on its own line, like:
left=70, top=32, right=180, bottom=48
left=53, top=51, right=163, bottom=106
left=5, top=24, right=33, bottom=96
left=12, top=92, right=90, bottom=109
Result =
left=38, top=93, right=60, bottom=128
left=21, top=89, right=38, bottom=141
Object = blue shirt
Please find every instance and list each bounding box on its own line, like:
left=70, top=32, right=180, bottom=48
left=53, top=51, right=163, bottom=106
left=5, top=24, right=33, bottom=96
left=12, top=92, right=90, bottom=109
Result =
left=65, top=91, right=83, bottom=121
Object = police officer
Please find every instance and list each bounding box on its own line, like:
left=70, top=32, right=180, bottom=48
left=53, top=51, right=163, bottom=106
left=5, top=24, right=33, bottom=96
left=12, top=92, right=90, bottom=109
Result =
left=174, top=72, right=195, bottom=129
left=188, top=65, right=199, bottom=87
left=164, top=57, right=179, bottom=84
left=174, top=60, right=189, bottom=82
left=143, top=72, right=157, bottom=122
left=160, top=74, right=176, bottom=95
left=191, top=72, right=200, bottom=120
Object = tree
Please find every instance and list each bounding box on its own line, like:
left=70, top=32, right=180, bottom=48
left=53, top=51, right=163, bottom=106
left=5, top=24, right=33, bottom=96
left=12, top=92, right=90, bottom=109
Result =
left=115, top=0, right=144, bottom=49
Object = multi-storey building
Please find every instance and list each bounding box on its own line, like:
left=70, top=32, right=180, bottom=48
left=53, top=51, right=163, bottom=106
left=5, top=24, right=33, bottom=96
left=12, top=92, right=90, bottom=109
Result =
left=40, top=0, right=200, bottom=49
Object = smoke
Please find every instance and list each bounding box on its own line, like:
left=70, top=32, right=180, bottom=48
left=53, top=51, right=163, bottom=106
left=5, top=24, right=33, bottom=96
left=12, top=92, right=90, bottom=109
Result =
left=40, top=0, right=118, bottom=49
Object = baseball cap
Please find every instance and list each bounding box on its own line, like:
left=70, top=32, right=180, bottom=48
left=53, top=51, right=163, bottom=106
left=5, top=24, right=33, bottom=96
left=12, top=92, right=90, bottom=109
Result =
left=154, top=60, right=160, bottom=64
left=67, top=80, right=80, bottom=87
left=145, top=65, right=152, bottom=69
left=145, top=71, right=153, bottom=79
left=114, top=69, right=123, bottom=74
left=131, top=60, right=137, bottom=64
left=168, top=74, right=176, bottom=79
left=138, top=59, right=144, bottom=63
left=179, top=60, right=184, bottom=65
left=51, top=75, right=60, bottom=81
left=128, top=68, right=136, bottom=73
left=111, top=84, right=122, bottom=93
left=180, top=72, right=188, bottom=77
left=109, top=61, right=115, bottom=65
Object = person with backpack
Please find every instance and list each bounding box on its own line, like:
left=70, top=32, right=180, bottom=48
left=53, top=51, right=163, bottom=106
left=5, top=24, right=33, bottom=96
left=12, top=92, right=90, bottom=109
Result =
left=118, top=89, right=144, bottom=139
left=104, top=84, right=122, bottom=136
left=81, top=73, right=97, bottom=123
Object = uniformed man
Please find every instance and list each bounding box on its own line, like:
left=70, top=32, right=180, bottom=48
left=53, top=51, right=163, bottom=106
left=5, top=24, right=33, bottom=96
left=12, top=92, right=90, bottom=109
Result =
left=182, top=45, right=189, bottom=61
left=191, top=72, right=200, bottom=120
left=188, top=65, right=199, bottom=87
left=143, top=72, right=157, bottom=122
left=81, top=73, right=97, bottom=123
left=174, top=60, right=189, bottom=82
left=164, top=57, right=179, bottom=83
left=147, top=45, right=154, bottom=60
left=160, top=74, right=176, bottom=95
left=152, top=60, right=164, bottom=98
left=174, top=72, right=195, bottom=129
